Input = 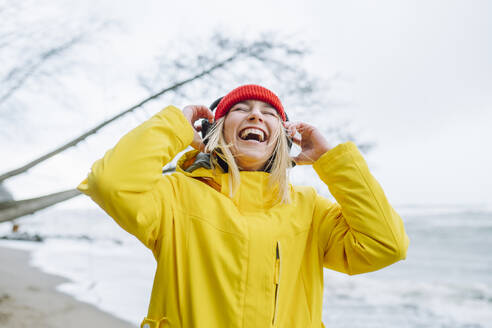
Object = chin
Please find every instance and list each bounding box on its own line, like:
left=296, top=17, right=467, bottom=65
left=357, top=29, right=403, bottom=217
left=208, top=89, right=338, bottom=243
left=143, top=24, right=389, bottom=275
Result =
left=231, top=138, right=275, bottom=170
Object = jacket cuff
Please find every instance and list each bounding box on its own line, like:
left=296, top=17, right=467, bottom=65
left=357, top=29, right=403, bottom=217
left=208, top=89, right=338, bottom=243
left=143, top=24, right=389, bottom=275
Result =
left=155, top=105, right=194, bottom=150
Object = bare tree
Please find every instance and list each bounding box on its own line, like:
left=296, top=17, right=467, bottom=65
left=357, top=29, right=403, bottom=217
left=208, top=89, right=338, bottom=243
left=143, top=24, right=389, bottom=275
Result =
left=0, top=31, right=329, bottom=183
left=0, top=28, right=372, bottom=223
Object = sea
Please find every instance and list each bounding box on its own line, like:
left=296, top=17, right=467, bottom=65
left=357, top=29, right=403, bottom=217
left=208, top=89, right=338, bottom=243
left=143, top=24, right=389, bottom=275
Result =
left=1, top=204, right=491, bottom=327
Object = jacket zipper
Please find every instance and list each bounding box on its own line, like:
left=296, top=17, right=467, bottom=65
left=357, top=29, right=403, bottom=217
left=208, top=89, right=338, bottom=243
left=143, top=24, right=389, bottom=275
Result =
left=272, top=241, right=281, bottom=326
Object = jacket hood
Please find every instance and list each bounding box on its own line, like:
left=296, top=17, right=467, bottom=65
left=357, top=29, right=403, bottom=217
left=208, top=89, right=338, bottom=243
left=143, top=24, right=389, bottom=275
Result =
left=176, top=150, right=217, bottom=178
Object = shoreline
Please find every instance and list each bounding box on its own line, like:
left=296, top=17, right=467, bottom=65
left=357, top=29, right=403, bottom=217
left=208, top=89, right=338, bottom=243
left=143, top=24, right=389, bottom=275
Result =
left=0, top=245, right=134, bottom=328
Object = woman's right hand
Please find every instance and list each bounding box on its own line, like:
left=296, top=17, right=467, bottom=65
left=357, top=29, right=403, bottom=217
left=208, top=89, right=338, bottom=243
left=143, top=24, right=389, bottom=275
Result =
left=182, top=105, right=214, bottom=151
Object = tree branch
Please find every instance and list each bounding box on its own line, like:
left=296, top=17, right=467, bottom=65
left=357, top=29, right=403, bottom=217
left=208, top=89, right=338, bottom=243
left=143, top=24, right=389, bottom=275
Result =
left=0, top=51, right=241, bottom=182
left=0, top=34, right=85, bottom=106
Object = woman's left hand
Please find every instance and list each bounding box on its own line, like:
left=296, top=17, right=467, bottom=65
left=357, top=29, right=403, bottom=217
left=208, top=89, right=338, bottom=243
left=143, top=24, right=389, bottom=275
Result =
left=284, top=121, right=331, bottom=165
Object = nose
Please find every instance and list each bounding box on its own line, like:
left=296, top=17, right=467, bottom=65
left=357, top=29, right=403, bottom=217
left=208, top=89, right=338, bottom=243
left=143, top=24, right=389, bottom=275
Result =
left=247, top=106, right=264, bottom=122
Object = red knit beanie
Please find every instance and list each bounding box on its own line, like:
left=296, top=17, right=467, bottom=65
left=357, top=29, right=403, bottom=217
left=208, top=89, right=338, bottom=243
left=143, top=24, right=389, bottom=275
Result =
left=215, top=84, right=286, bottom=121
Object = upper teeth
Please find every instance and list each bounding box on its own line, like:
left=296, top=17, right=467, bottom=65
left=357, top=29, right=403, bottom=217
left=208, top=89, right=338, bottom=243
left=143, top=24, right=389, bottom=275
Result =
left=240, top=128, right=265, bottom=142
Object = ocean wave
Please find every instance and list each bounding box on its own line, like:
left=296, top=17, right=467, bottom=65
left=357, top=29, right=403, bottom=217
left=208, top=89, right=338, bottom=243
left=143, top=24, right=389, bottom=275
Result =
left=323, top=271, right=492, bottom=327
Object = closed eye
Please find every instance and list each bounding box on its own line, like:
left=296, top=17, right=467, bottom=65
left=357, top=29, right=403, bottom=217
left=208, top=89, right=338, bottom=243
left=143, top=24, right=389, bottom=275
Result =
left=263, top=110, right=277, bottom=116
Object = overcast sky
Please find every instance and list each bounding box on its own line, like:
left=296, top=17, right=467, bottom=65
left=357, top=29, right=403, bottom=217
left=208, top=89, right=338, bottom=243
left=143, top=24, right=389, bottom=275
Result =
left=2, top=0, right=491, bottom=209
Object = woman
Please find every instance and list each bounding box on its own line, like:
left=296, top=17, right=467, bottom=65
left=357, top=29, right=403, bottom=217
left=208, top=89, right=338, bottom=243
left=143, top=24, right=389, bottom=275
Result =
left=78, top=84, right=409, bottom=328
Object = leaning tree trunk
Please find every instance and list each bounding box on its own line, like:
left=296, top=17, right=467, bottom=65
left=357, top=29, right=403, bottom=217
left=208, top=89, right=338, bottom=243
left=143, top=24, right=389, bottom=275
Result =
left=0, top=189, right=81, bottom=223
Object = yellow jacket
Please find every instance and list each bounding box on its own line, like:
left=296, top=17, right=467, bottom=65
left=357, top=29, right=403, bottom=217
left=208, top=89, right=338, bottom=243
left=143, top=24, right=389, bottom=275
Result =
left=78, top=106, right=409, bottom=328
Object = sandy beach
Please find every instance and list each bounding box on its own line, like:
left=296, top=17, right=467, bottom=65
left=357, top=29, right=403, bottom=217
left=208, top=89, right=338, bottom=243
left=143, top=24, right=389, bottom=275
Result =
left=0, top=246, right=134, bottom=328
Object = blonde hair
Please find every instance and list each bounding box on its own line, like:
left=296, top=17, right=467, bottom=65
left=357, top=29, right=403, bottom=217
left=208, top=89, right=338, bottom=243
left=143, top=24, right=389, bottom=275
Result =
left=204, top=117, right=292, bottom=204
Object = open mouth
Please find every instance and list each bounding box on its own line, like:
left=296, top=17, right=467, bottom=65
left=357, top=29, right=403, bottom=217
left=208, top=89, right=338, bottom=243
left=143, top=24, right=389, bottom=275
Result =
left=238, top=128, right=267, bottom=143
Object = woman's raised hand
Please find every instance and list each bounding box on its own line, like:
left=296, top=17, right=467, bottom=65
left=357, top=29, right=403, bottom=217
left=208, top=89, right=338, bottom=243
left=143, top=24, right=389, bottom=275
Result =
left=284, top=121, right=331, bottom=165
left=182, top=105, right=214, bottom=151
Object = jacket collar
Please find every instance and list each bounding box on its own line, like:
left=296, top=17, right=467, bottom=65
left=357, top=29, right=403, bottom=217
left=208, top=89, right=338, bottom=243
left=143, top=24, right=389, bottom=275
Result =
left=176, top=150, right=283, bottom=212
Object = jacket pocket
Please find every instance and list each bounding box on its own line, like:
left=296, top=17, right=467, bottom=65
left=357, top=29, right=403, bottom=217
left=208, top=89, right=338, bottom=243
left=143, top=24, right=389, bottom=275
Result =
left=141, top=317, right=170, bottom=328
left=272, top=241, right=281, bottom=326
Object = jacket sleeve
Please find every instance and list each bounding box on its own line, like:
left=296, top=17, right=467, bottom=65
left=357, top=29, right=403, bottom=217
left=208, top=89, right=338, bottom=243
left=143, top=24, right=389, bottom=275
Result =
left=312, top=142, right=409, bottom=275
left=77, top=106, right=194, bottom=253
